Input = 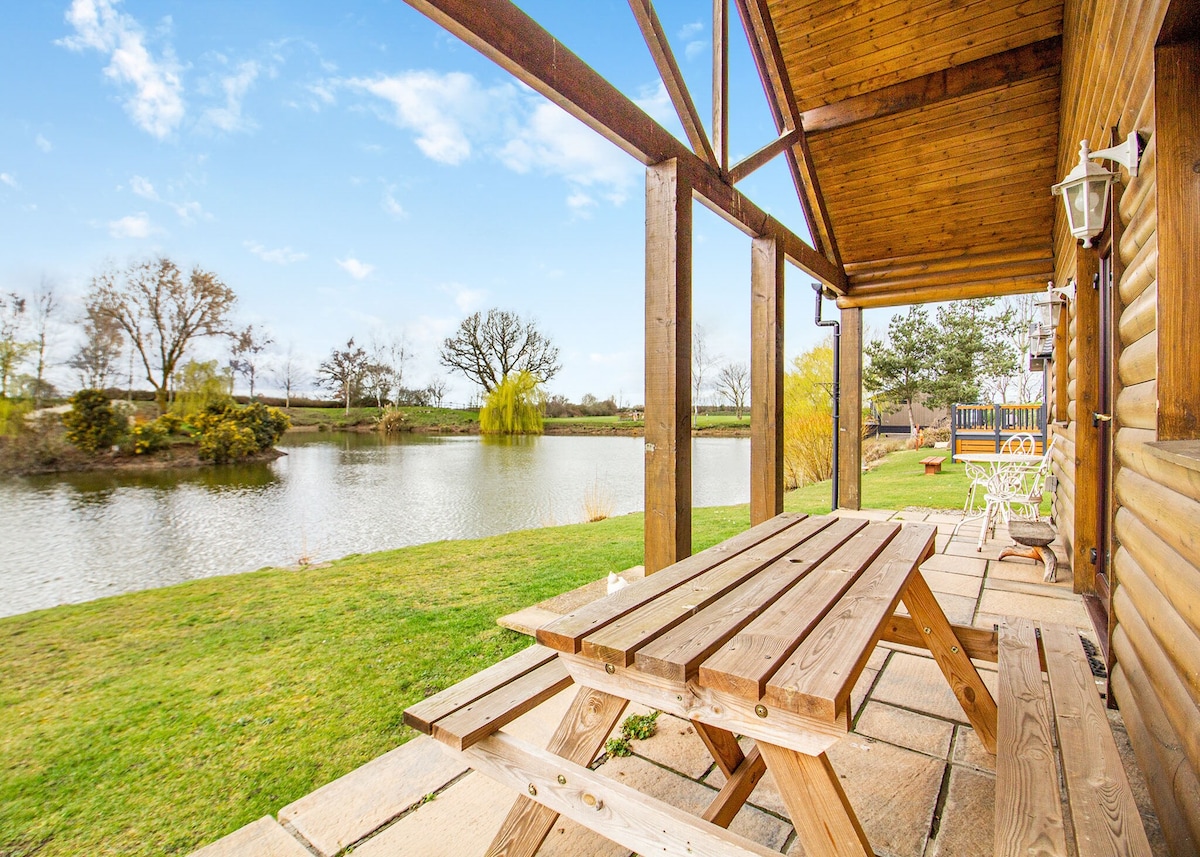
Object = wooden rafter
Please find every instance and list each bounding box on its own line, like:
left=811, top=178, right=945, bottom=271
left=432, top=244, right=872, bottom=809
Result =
left=713, top=0, right=729, bottom=172
left=403, top=0, right=845, bottom=289
left=628, top=0, right=718, bottom=169
left=729, top=129, right=801, bottom=184
left=734, top=0, right=844, bottom=274
left=800, top=38, right=1062, bottom=134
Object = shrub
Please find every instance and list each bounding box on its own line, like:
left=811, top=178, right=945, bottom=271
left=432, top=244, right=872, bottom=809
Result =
left=193, top=403, right=290, bottom=463
left=377, top=407, right=408, bottom=434
left=783, top=345, right=835, bottom=490
left=126, top=419, right=171, bottom=455
left=0, top=398, right=31, bottom=437
left=62, top=390, right=124, bottom=454
left=196, top=419, right=258, bottom=463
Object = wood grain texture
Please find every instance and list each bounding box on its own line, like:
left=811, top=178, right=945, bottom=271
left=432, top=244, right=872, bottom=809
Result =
left=1040, top=623, right=1153, bottom=857
left=537, top=513, right=809, bottom=652
left=757, top=742, right=872, bottom=857
left=763, top=524, right=934, bottom=720
left=901, top=569, right=999, bottom=752
left=838, top=308, right=863, bottom=507
left=583, top=517, right=839, bottom=666
left=634, top=517, right=865, bottom=681
left=432, top=658, right=572, bottom=751
left=879, top=615, right=999, bottom=661
left=469, top=731, right=780, bottom=857
left=485, top=687, right=627, bottom=857
left=699, top=522, right=900, bottom=701
left=1154, top=40, right=1200, bottom=440
left=693, top=721, right=746, bottom=779
left=700, top=745, right=766, bottom=828
left=404, top=645, right=559, bottom=734
left=644, top=159, right=692, bottom=574
left=1072, top=245, right=1100, bottom=593
left=750, top=234, right=785, bottom=524
left=995, top=620, right=1067, bottom=857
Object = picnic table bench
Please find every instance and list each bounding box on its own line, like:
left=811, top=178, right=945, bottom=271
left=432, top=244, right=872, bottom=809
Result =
left=404, top=513, right=1151, bottom=857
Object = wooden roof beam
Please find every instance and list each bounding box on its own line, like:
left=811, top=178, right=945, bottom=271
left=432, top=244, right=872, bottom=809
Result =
left=734, top=0, right=845, bottom=274
left=628, top=0, right=718, bottom=170
left=403, top=0, right=845, bottom=290
left=835, top=275, right=1049, bottom=309
left=728, top=129, right=801, bottom=184
left=801, top=37, right=1062, bottom=134
left=713, top=0, right=729, bottom=172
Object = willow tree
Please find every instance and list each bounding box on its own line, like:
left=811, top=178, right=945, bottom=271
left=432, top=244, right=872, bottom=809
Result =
left=479, top=371, right=545, bottom=435
left=783, top=343, right=834, bottom=490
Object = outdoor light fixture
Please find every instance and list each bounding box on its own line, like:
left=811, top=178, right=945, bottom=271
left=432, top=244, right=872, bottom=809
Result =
left=1052, top=133, right=1143, bottom=248
left=1033, top=279, right=1076, bottom=329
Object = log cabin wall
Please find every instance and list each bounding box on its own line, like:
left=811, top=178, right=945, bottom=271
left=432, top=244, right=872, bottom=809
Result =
left=1050, top=0, right=1200, bottom=850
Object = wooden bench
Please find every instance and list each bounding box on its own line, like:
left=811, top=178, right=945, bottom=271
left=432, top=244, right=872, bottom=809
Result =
left=404, top=645, right=573, bottom=750
left=920, top=455, right=944, bottom=474
left=996, top=620, right=1152, bottom=857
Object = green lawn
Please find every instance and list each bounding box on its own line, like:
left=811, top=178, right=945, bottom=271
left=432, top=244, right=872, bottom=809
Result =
left=282, top=405, right=479, bottom=430
left=0, top=448, right=997, bottom=856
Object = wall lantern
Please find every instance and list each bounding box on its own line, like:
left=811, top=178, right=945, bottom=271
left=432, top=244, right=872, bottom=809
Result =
left=1033, top=279, right=1076, bottom=329
left=1051, top=134, right=1143, bottom=247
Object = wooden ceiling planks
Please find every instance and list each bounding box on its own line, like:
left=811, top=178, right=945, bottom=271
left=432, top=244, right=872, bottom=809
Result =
left=764, top=0, right=1064, bottom=307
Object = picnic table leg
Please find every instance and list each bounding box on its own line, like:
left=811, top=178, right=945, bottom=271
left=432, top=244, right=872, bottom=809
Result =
left=900, top=570, right=999, bottom=753
left=701, top=745, right=766, bottom=828
left=484, top=687, right=627, bottom=857
left=757, top=742, right=872, bottom=857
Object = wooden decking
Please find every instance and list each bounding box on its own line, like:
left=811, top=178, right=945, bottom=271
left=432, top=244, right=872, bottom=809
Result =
left=190, top=510, right=1165, bottom=857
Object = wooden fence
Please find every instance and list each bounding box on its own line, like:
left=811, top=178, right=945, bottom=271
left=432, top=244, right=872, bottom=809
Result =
left=950, top=403, right=1046, bottom=455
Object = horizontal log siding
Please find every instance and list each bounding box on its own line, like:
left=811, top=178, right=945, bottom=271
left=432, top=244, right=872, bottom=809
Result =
left=1053, top=0, right=1200, bottom=847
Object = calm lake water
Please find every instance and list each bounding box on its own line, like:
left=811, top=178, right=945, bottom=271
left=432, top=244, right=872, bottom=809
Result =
left=0, top=432, right=750, bottom=618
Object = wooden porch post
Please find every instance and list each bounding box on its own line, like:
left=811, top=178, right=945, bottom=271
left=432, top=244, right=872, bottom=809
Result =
left=750, top=234, right=784, bottom=525
left=645, top=159, right=692, bottom=573
left=1155, top=40, right=1200, bottom=441
left=1072, top=246, right=1100, bottom=593
left=838, top=307, right=863, bottom=510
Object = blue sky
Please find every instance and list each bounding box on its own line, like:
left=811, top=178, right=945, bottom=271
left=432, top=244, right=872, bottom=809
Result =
left=1, top=0, right=852, bottom=405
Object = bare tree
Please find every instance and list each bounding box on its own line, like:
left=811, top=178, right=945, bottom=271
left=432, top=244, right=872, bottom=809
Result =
left=0, top=291, right=29, bottom=398
left=318, top=338, right=369, bottom=414
left=715, top=361, right=750, bottom=419
left=26, top=281, right=59, bottom=407
left=229, top=324, right=273, bottom=399
left=87, top=257, right=237, bottom=411
left=271, top=345, right=303, bottom=408
left=692, top=325, right=720, bottom=424
left=440, top=309, right=560, bottom=393
left=70, top=301, right=125, bottom=391
left=426, top=376, right=448, bottom=407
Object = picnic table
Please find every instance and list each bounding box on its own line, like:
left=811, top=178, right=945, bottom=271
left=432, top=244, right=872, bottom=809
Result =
left=409, top=513, right=998, bottom=857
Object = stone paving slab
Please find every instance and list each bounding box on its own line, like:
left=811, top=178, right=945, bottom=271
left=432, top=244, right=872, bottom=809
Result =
left=189, top=817, right=311, bottom=857
left=920, top=553, right=988, bottom=577
left=855, top=701, right=955, bottom=759
left=279, top=736, right=468, bottom=857
left=871, top=651, right=998, bottom=724
left=925, top=765, right=994, bottom=857
left=977, top=588, right=1092, bottom=628
left=919, top=568, right=984, bottom=598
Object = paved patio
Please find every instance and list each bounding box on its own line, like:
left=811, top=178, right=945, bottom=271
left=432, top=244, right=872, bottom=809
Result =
left=191, top=510, right=1166, bottom=857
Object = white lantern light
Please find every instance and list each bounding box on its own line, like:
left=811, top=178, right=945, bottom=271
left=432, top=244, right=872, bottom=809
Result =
left=1051, top=133, right=1143, bottom=249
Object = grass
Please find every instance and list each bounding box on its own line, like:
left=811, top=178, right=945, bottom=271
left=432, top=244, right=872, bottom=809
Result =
left=0, top=507, right=750, bottom=857
left=281, top=406, right=479, bottom=430
left=0, top=447, right=1027, bottom=856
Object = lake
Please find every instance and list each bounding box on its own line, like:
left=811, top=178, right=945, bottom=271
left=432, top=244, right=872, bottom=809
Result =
left=0, top=432, right=750, bottom=618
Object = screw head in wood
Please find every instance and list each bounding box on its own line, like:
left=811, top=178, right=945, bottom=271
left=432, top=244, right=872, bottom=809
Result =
left=951, top=646, right=959, bottom=654
left=528, top=784, right=537, bottom=796
left=605, top=663, right=616, bottom=674
left=557, top=775, right=567, bottom=785
left=923, top=626, right=932, bottom=634
left=755, top=704, right=768, bottom=718
left=582, top=793, right=602, bottom=810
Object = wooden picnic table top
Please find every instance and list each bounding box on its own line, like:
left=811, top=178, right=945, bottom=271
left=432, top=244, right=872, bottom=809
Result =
left=536, top=513, right=944, bottom=732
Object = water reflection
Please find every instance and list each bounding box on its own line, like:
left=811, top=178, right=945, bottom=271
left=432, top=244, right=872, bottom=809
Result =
left=0, top=432, right=749, bottom=617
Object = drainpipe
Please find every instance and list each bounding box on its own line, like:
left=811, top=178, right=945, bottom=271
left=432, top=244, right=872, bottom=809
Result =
left=813, top=283, right=840, bottom=511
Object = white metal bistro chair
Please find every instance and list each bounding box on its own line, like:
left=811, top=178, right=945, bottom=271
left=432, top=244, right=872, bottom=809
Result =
left=977, top=438, right=1056, bottom=550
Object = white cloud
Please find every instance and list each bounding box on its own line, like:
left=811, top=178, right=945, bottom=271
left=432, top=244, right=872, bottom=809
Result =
left=345, top=70, right=509, bottom=164
left=498, top=101, right=637, bottom=205
left=130, top=174, right=157, bottom=199
left=337, top=256, right=375, bottom=280
left=633, top=79, right=674, bottom=125
left=35, top=135, right=53, bottom=153
left=567, top=190, right=596, bottom=214
left=685, top=40, right=708, bottom=61
left=169, top=200, right=207, bottom=223
left=679, top=21, right=704, bottom=39
left=108, top=212, right=159, bottom=238
left=0, top=173, right=17, bottom=189
left=439, top=283, right=486, bottom=314
left=679, top=20, right=707, bottom=60
left=382, top=187, right=406, bottom=218
left=203, top=60, right=259, bottom=132
left=245, top=241, right=307, bottom=264
left=58, top=0, right=185, bottom=139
